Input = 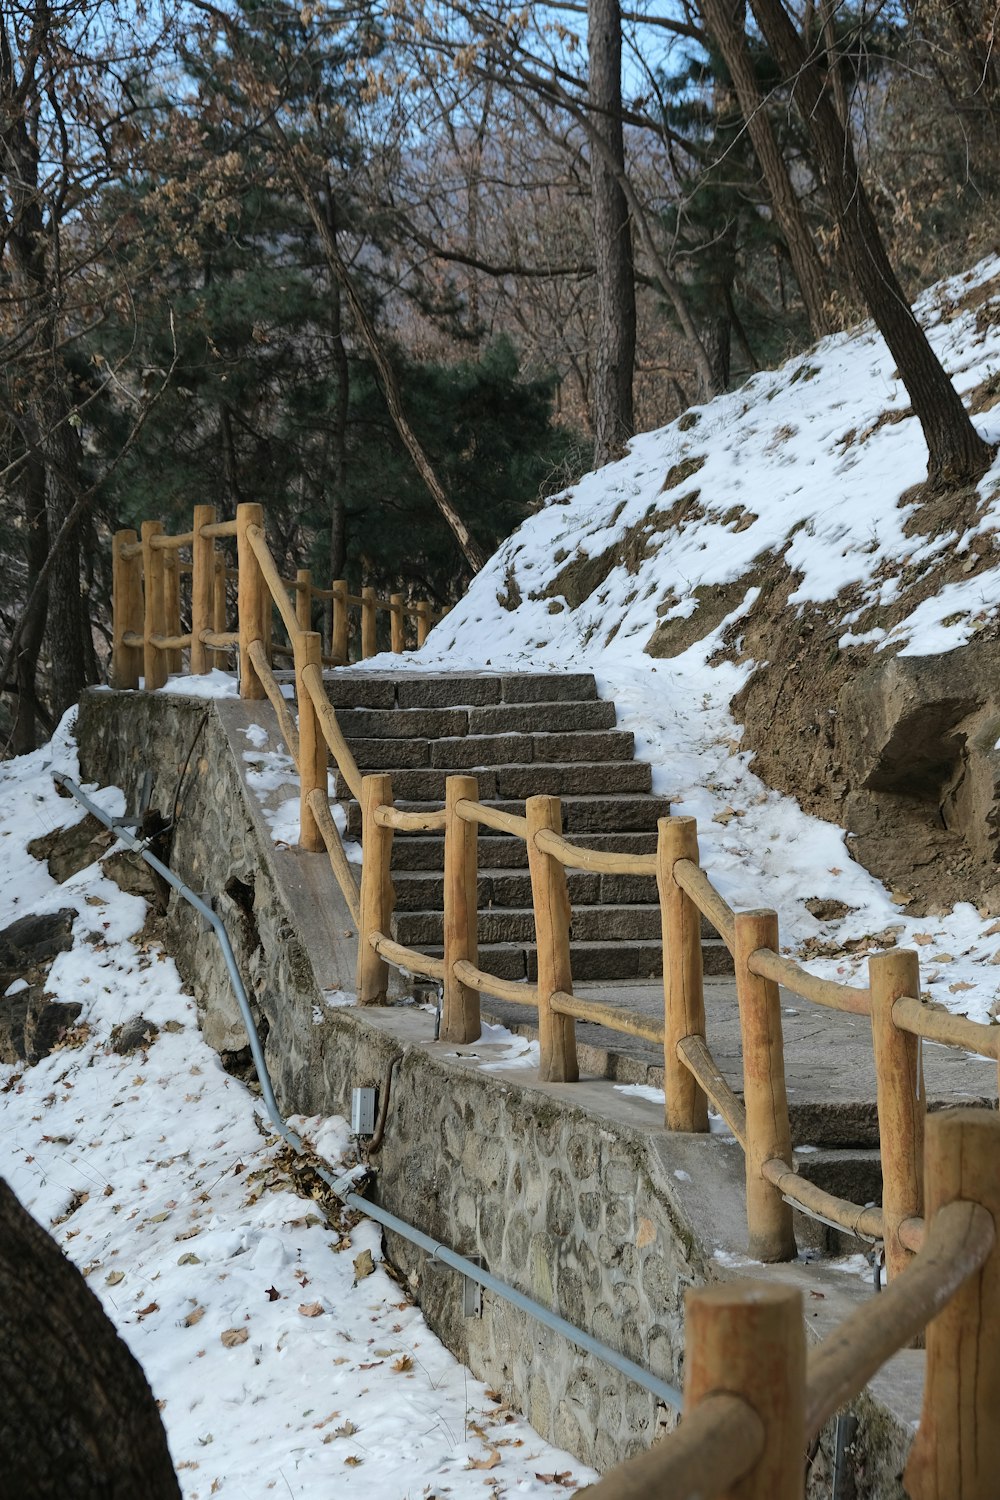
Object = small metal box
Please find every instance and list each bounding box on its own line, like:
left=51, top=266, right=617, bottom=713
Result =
left=351, top=1086, right=377, bottom=1137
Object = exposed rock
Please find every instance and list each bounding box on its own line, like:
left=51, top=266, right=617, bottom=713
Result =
left=109, top=1014, right=159, bottom=1055
left=27, top=815, right=114, bottom=882
left=0, top=909, right=75, bottom=972
left=0, top=909, right=82, bottom=1065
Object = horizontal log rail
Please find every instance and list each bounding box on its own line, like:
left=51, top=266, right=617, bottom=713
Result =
left=369, top=930, right=446, bottom=982
left=749, top=945, right=871, bottom=1014
left=199, top=630, right=238, bottom=650
left=893, top=993, right=1000, bottom=1057
left=199, top=518, right=239, bottom=538
left=534, top=826, right=656, bottom=875
left=149, top=529, right=194, bottom=550
left=374, top=805, right=447, bottom=832
left=761, top=1157, right=884, bottom=1241
left=452, top=959, right=541, bottom=1007
left=676, top=1034, right=747, bottom=1146
left=551, top=991, right=664, bottom=1046
left=455, top=797, right=529, bottom=838
left=149, top=632, right=192, bottom=651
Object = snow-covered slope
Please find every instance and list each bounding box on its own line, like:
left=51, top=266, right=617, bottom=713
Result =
left=392, top=257, right=1000, bottom=1021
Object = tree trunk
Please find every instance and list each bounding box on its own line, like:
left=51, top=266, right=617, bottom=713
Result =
left=44, top=409, right=87, bottom=721
left=9, top=444, right=48, bottom=753
left=588, top=0, right=636, bottom=465
left=699, top=0, right=834, bottom=339
left=749, top=0, right=993, bottom=488
left=326, top=187, right=349, bottom=583
left=0, top=1178, right=181, bottom=1499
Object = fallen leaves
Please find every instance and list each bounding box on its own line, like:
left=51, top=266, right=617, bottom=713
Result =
left=136, top=1301, right=159, bottom=1320
left=466, top=1449, right=501, bottom=1471
left=220, top=1327, right=248, bottom=1347
left=106, top=1269, right=125, bottom=1287
left=353, top=1248, right=375, bottom=1282
left=392, top=1354, right=413, bottom=1373
left=534, top=1471, right=575, bottom=1487
left=298, top=1300, right=324, bottom=1318
left=184, top=1307, right=206, bottom=1328
left=265, top=1285, right=281, bottom=1301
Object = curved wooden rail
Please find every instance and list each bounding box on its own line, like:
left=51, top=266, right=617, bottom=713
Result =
left=369, top=930, right=446, bottom=982
left=199, top=629, right=239, bottom=651
left=533, top=826, right=656, bottom=875
left=149, top=529, right=195, bottom=550
left=149, top=631, right=192, bottom=651
left=673, top=859, right=736, bottom=950
left=456, top=798, right=529, bottom=838
left=246, top=523, right=301, bottom=642
left=749, top=946, right=871, bottom=1015
left=248, top=639, right=300, bottom=761
left=676, top=1035, right=747, bottom=1146
left=200, top=518, right=238, bottom=539
left=762, top=1157, right=884, bottom=1240
left=374, top=805, right=447, bottom=832
left=578, top=1392, right=764, bottom=1500
left=550, top=991, right=664, bottom=1045
left=892, top=994, right=1000, bottom=1057
left=299, top=661, right=362, bottom=799
left=452, top=959, right=540, bottom=1008
left=305, top=789, right=360, bottom=925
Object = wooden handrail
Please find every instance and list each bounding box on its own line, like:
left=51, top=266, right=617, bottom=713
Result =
left=676, top=1034, right=747, bottom=1146
left=893, top=993, right=1000, bottom=1057
left=305, top=788, right=360, bottom=925
left=149, top=529, right=194, bottom=550
left=199, top=630, right=238, bottom=650
left=534, top=826, right=656, bottom=875
left=121, top=630, right=144, bottom=649
left=456, top=798, right=529, bottom=838
left=369, top=930, right=446, bottom=982
left=578, top=1391, right=764, bottom=1499
left=551, top=990, right=663, bottom=1045
left=374, top=805, right=447, bottom=832
left=246, top=523, right=301, bottom=643
left=673, top=858, right=736, bottom=950
left=199, top=518, right=238, bottom=538
left=300, top=661, right=362, bottom=799
left=119, top=539, right=144, bottom=560
left=761, top=1157, right=884, bottom=1240
left=749, top=945, right=871, bottom=1014
left=148, top=632, right=193, bottom=652
left=248, top=639, right=299, bottom=762
left=452, top=959, right=540, bottom=1008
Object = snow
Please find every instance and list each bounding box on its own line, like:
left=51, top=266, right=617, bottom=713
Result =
left=0, top=722, right=595, bottom=1498
left=158, top=668, right=240, bottom=699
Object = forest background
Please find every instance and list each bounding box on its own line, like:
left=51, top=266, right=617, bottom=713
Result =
left=1, top=0, right=998, bottom=753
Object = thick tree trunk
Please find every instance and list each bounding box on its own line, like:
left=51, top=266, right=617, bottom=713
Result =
left=326, top=189, right=349, bottom=583
left=588, top=0, right=636, bottom=465
left=699, top=0, right=834, bottom=339
left=0, top=1178, right=181, bottom=1499
left=749, top=0, right=993, bottom=488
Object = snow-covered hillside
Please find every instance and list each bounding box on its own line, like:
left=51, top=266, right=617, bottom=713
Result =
left=395, top=256, right=1000, bottom=1022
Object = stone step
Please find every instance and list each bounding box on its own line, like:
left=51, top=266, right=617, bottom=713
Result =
left=335, top=760, right=652, bottom=803
left=335, top=700, right=618, bottom=741
left=390, top=831, right=660, bottom=872
left=311, top=671, right=601, bottom=710
left=343, top=729, right=638, bottom=771
left=392, top=903, right=664, bottom=947
left=417, top=938, right=734, bottom=982
left=346, top=793, right=670, bottom=839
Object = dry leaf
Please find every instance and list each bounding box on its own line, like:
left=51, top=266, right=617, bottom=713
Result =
left=220, top=1327, right=249, bottom=1347
left=353, top=1249, right=375, bottom=1281
left=535, top=1472, right=575, bottom=1488
left=106, top=1270, right=125, bottom=1287
left=334, top=1420, right=358, bottom=1438
left=392, top=1354, right=413, bottom=1373
left=949, top=980, right=974, bottom=992
left=184, top=1306, right=206, bottom=1328
left=298, top=1301, right=324, bottom=1318
left=466, top=1449, right=501, bottom=1471
left=136, top=1301, right=159, bottom=1319
left=265, top=1285, right=281, bottom=1301
left=343, top=1456, right=363, bottom=1467
left=931, top=952, right=955, bottom=963
left=177, top=1253, right=201, bottom=1266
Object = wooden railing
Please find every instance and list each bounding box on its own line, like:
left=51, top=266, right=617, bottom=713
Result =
left=579, top=1107, right=1000, bottom=1500
left=110, top=501, right=441, bottom=693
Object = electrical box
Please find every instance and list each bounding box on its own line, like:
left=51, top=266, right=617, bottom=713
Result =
left=351, top=1086, right=377, bottom=1137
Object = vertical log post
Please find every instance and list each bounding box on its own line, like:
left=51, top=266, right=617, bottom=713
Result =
left=905, top=1108, right=1000, bottom=1500
left=390, top=592, right=405, bottom=654
left=236, top=502, right=267, bottom=699
left=525, top=795, right=578, bottom=1083
left=869, top=949, right=925, bottom=1284
left=361, top=586, right=377, bottom=659
left=190, top=504, right=216, bottom=676
left=685, top=1281, right=806, bottom=1500
left=734, top=909, right=796, bottom=1261
left=165, top=549, right=183, bottom=672
left=415, top=599, right=432, bottom=648
left=295, top=631, right=327, bottom=854
left=442, top=776, right=480, bottom=1044
left=140, top=521, right=167, bottom=691
left=111, top=530, right=142, bottom=690
left=657, top=815, right=709, bottom=1133
left=213, top=556, right=227, bottom=634
left=332, top=580, right=349, bottom=664
left=356, top=773, right=394, bottom=1005
left=296, top=568, right=312, bottom=636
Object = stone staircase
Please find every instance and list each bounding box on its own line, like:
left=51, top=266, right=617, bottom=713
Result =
left=325, top=670, right=735, bottom=984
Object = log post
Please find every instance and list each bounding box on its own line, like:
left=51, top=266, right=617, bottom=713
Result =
left=869, top=949, right=925, bottom=1284
left=296, top=568, right=312, bottom=636
left=356, top=773, right=394, bottom=1005
left=685, top=1281, right=806, bottom=1500
left=657, top=815, right=709, bottom=1133
left=111, top=529, right=142, bottom=690
left=164, top=549, right=183, bottom=672
left=361, top=585, right=377, bottom=659
left=295, top=631, right=327, bottom=854
left=415, top=598, right=432, bottom=648
left=525, top=794, right=578, bottom=1083
left=390, top=592, right=405, bottom=654
left=140, top=521, right=167, bottom=691
left=190, top=505, right=216, bottom=675
left=442, top=776, right=480, bottom=1043
left=905, top=1108, right=1000, bottom=1500
left=213, top=555, right=227, bottom=634
left=332, top=580, right=349, bottom=664
left=236, top=502, right=267, bottom=699
left=734, top=909, right=796, bottom=1261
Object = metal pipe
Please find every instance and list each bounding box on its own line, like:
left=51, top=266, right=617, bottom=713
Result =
left=54, top=772, right=682, bottom=1412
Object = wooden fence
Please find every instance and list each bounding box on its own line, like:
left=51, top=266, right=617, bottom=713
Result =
left=110, top=502, right=439, bottom=693
left=112, top=504, right=1000, bottom=1496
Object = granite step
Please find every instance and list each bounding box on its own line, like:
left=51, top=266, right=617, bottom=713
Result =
left=343, top=729, right=638, bottom=771
left=335, top=760, right=652, bottom=802
left=389, top=831, right=660, bottom=872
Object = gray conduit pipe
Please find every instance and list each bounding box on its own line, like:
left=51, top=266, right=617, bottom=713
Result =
left=55, top=773, right=682, bottom=1412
